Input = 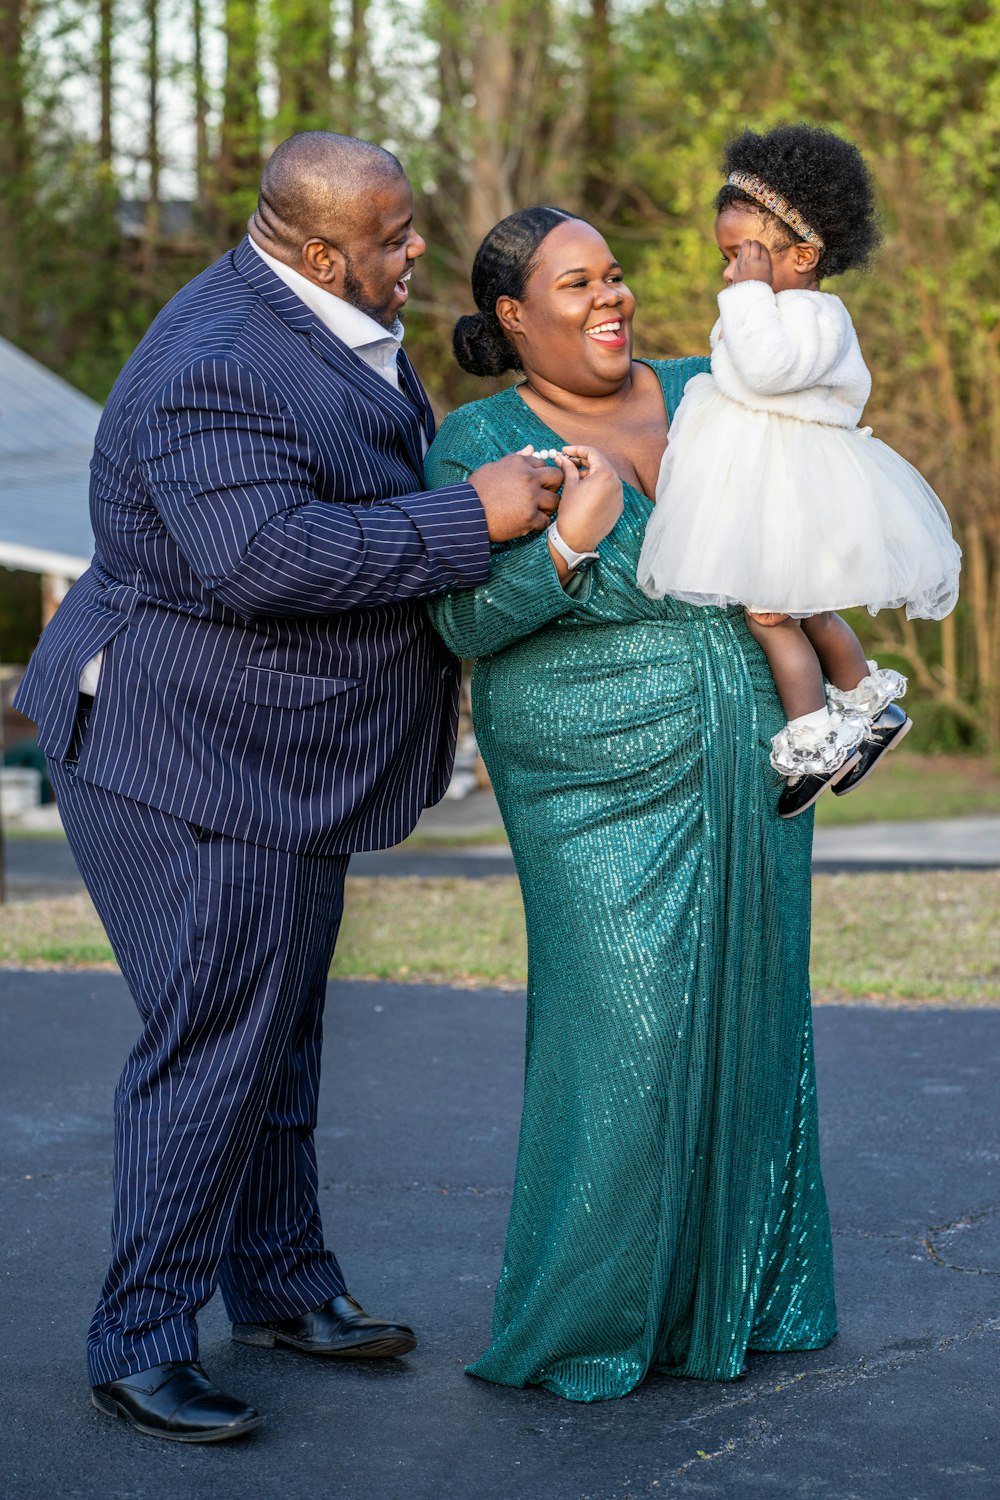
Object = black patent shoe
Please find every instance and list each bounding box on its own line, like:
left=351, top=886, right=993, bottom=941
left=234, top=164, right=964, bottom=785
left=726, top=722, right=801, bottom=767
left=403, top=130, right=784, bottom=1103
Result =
left=777, top=748, right=861, bottom=819
left=232, top=1294, right=417, bottom=1359
left=832, top=703, right=912, bottom=796
left=91, top=1360, right=262, bottom=1443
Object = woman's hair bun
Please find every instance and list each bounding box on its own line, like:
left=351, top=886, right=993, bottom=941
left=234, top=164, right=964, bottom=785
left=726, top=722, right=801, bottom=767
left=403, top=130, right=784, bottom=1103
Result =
left=452, top=311, right=518, bottom=378
left=454, top=205, right=579, bottom=379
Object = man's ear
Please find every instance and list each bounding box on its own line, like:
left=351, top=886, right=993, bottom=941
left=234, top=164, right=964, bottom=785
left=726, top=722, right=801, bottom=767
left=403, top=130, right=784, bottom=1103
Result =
left=301, top=238, right=347, bottom=291
left=496, top=295, right=522, bottom=339
left=793, top=241, right=821, bottom=277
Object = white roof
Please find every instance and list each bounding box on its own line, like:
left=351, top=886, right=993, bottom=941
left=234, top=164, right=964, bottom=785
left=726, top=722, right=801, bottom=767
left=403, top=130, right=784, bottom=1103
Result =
left=0, top=336, right=99, bottom=578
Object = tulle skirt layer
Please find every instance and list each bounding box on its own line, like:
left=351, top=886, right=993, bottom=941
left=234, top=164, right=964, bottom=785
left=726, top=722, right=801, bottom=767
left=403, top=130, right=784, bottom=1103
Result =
left=637, top=376, right=962, bottom=618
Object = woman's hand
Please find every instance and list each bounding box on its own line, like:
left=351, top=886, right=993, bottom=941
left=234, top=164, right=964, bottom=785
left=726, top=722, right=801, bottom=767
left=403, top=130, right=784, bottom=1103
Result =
left=550, top=446, right=624, bottom=554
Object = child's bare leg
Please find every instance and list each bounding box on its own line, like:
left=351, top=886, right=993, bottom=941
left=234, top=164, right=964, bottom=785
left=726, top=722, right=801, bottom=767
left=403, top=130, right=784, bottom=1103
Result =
left=800, top=611, right=869, bottom=692
left=744, top=612, right=826, bottom=720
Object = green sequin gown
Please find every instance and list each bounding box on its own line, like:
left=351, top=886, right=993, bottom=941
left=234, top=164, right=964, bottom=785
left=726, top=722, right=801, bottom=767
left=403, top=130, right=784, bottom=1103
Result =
left=425, top=358, right=837, bottom=1402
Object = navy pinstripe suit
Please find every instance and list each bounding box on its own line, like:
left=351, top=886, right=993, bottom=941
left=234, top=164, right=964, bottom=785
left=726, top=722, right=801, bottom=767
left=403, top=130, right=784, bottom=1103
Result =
left=15, top=237, right=491, bottom=1383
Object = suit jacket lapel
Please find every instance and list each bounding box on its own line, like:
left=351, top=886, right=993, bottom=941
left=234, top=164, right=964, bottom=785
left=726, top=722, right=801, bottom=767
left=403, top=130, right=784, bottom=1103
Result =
left=397, top=349, right=436, bottom=445
left=232, top=237, right=427, bottom=477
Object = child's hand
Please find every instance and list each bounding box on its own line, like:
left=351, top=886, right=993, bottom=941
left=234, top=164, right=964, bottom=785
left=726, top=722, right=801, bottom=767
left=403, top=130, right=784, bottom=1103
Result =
left=731, top=239, right=773, bottom=285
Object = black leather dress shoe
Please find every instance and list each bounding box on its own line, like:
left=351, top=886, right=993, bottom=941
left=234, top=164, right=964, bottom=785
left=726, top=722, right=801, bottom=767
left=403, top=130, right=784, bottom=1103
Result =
left=232, top=1294, right=417, bottom=1358
left=91, top=1360, right=262, bottom=1443
left=832, top=703, right=912, bottom=796
left=777, top=748, right=860, bottom=819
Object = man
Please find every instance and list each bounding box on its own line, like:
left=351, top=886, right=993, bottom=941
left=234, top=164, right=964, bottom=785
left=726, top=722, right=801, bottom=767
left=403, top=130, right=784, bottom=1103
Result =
left=15, top=132, right=561, bottom=1443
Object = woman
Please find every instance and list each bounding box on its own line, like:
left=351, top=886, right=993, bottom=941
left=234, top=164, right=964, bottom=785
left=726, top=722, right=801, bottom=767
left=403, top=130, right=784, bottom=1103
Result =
left=426, top=207, right=837, bottom=1402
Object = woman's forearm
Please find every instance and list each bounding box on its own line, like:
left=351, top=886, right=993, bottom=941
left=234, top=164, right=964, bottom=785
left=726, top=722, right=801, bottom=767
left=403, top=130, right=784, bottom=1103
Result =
left=427, top=532, right=590, bottom=659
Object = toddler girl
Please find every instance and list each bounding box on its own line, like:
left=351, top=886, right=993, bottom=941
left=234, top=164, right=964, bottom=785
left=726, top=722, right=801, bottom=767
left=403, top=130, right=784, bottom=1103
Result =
left=637, top=123, right=961, bottom=817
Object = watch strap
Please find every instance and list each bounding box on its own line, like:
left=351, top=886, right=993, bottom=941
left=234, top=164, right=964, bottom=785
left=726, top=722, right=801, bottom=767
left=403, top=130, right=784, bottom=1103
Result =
left=548, top=520, right=599, bottom=572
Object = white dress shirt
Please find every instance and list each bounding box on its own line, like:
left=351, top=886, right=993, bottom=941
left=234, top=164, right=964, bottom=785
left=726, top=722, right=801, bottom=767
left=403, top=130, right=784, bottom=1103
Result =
left=248, top=237, right=406, bottom=390
left=80, top=239, right=413, bottom=695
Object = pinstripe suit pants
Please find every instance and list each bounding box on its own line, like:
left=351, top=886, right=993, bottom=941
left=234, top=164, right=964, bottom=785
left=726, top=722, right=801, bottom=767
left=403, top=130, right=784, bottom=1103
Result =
left=50, top=712, right=351, bottom=1385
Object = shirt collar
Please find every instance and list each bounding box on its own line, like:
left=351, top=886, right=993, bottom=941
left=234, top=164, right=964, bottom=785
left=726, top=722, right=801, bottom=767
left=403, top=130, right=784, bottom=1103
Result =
left=249, top=236, right=403, bottom=352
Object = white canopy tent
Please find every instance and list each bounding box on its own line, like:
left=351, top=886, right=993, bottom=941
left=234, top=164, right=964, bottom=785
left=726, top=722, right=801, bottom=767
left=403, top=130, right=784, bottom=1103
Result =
left=0, top=339, right=101, bottom=872
left=0, top=335, right=98, bottom=597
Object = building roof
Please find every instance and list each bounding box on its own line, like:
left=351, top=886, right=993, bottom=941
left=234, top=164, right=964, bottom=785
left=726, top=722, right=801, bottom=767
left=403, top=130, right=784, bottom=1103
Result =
left=0, top=336, right=99, bottom=579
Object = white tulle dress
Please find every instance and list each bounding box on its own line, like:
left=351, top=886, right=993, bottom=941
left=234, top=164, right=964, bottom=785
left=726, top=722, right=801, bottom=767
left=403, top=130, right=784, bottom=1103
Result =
left=637, top=281, right=961, bottom=620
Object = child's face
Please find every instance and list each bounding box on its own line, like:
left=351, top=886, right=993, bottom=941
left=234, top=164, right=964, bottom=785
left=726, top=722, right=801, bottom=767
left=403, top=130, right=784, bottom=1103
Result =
left=715, top=208, right=817, bottom=294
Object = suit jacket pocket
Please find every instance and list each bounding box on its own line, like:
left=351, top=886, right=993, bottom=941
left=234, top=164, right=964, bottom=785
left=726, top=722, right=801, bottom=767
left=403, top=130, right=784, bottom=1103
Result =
left=241, top=667, right=361, bottom=709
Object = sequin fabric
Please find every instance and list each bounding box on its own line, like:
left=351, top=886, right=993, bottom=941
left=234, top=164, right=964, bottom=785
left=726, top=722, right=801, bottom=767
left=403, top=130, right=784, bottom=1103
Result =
left=425, top=358, right=837, bottom=1402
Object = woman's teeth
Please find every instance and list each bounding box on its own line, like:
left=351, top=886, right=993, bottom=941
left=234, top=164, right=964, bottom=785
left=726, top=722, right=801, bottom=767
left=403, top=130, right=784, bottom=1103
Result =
left=586, top=320, right=623, bottom=341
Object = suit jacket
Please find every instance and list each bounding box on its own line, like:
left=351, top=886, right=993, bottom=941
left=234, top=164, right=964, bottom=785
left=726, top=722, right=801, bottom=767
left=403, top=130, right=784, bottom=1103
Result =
left=15, top=237, right=491, bottom=853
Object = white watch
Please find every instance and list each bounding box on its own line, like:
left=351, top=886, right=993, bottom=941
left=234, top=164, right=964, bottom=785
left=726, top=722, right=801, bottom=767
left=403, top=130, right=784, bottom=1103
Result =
left=547, top=520, right=599, bottom=573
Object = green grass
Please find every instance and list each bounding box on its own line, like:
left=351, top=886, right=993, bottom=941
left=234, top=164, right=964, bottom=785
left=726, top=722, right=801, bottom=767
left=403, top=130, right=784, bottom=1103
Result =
left=2, top=826, right=72, bottom=840
left=401, top=754, right=1000, bottom=841
left=401, top=826, right=510, bottom=849
left=809, top=870, right=1000, bottom=1005
left=814, top=750, right=1000, bottom=825
left=2, top=870, right=998, bottom=1005
left=331, top=877, right=528, bottom=985
left=0, top=893, right=120, bottom=968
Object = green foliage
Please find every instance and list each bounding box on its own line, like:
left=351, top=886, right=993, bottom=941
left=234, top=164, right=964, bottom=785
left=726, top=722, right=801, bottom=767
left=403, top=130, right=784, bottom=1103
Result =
left=614, top=0, right=1000, bottom=753
left=4, top=0, right=997, bottom=746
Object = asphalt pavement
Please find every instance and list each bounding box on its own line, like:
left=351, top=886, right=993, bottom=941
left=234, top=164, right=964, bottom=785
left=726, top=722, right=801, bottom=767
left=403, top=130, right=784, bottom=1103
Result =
left=1, top=972, right=998, bottom=1499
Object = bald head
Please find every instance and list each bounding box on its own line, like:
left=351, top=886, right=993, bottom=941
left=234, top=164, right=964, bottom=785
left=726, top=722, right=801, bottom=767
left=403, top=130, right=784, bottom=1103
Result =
left=250, top=132, right=406, bottom=258
left=248, top=131, right=423, bottom=327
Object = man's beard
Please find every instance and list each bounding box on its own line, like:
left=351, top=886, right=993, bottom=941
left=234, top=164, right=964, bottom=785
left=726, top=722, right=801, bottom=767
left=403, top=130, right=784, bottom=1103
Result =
left=343, top=254, right=402, bottom=330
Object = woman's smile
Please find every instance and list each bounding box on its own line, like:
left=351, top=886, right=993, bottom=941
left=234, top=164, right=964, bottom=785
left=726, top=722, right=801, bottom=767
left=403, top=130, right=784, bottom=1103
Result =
left=585, top=317, right=627, bottom=347
left=496, top=218, right=637, bottom=395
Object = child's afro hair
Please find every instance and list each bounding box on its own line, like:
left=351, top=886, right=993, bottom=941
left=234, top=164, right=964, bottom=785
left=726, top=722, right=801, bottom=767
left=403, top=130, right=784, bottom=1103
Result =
left=715, top=123, right=882, bottom=279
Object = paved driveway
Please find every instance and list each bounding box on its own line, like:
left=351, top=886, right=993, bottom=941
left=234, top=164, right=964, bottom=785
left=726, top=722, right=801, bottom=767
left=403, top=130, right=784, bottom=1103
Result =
left=1, top=972, right=997, bottom=1498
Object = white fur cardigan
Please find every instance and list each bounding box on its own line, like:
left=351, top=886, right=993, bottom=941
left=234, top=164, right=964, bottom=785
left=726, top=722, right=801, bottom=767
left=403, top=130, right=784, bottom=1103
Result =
left=709, top=281, right=872, bottom=428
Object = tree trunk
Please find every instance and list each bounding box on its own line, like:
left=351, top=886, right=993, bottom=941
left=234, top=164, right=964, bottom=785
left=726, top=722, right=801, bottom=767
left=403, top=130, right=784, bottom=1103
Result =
left=465, top=0, right=554, bottom=250
left=193, top=0, right=211, bottom=232
left=0, top=0, right=30, bottom=339
left=275, top=0, right=332, bottom=138
left=341, top=0, right=368, bottom=134
left=217, top=0, right=262, bottom=247
left=99, top=0, right=113, bottom=166
left=142, top=0, right=161, bottom=281
left=465, top=10, right=518, bottom=248
left=582, top=0, right=616, bottom=214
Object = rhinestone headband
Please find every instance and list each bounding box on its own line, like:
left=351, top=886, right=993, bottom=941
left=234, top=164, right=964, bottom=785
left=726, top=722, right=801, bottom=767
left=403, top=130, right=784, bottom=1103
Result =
left=726, top=171, right=825, bottom=250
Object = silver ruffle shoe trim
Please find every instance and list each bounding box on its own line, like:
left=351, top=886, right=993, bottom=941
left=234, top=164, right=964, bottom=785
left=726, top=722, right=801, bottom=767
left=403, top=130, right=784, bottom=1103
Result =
left=826, top=659, right=908, bottom=727
left=769, top=712, right=862, bottom=778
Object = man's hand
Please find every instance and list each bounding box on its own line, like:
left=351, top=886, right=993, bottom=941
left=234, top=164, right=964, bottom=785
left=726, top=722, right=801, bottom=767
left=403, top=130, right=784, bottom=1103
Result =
left=732, top=239, right=773, bottom=285
left=468, top=448, right=564, bottom=542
